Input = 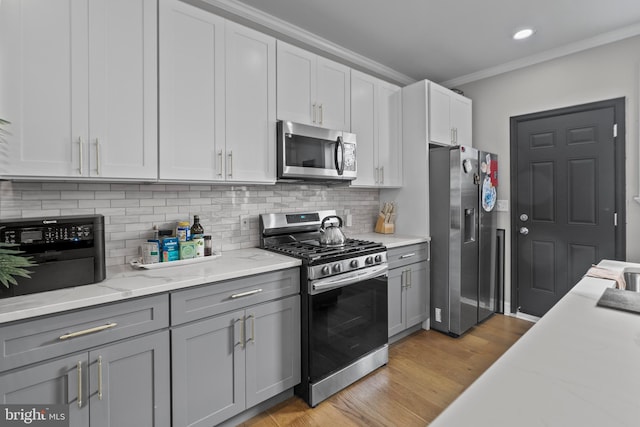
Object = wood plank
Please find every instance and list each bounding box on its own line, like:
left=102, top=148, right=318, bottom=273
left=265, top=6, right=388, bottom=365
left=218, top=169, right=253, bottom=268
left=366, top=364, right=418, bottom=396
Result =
left=239, top=314, right=534, bottom=426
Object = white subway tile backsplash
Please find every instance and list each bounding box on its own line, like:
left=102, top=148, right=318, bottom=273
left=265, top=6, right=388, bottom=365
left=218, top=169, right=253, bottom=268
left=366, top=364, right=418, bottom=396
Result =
left=0, top=182, right=380, bottom=266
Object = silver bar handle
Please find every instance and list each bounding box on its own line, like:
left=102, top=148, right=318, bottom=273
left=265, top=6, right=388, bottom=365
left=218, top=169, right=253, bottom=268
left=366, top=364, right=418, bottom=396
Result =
left=380, top=166, right=384, bottom=184
left=217, top=150, right=223, bottom=177
left=311, top=264, right=388, bottom=293
left=228, top=151, right=233, bottom=178
left=95, top=138, right=101, bottom=176
left=400, top=253, right=416, bottom=259
left=246, top=315, right=255, bottom=344
left=230, top=289, right=262, bottom=299
left=98, top=356, right=103, bottom=400
left=59, top=323, right=118, bottom=340
left=77, top=361, right=83, bottom=408
left=401, top=270, right=406, bottom=288
left=407, top=269, right=412, bottom=288
left=234, top=318, right=244, bottom=348
left=319, top=104, right=323, bottom=125
left=375, top=167, right=379, bottom=183
left=78, top=137, right=83, bottom=175
left=312, top=103, right=317, bottom=123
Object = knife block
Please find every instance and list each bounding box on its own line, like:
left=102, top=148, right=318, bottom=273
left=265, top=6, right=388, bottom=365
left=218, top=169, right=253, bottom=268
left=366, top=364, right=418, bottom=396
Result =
left=375, top=215, right=395, bottom=234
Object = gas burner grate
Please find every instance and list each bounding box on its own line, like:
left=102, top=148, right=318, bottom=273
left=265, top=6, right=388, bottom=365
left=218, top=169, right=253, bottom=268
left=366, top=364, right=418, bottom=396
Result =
left=264, top=238, right=384, bottom=262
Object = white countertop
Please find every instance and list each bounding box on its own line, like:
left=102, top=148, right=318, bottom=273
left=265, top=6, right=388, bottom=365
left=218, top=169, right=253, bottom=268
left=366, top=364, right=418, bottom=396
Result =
left=430, top=259, right=640, bottom=427
left=350, top=232, right=429, bottom=249
left=0, top=248, right=301, bottom=324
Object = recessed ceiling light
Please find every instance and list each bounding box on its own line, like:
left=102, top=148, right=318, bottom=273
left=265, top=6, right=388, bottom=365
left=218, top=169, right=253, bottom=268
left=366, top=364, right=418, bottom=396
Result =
left=513, top=28, right=534, bottom=40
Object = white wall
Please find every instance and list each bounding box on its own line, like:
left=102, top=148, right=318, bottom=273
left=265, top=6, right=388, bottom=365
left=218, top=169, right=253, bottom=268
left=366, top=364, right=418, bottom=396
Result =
left=457, top=34, right=640, bottom=308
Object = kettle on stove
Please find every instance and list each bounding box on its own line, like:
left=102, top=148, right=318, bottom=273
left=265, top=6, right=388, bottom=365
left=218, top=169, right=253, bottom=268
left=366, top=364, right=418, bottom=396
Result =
left=319, top=215, right=346, bottom=247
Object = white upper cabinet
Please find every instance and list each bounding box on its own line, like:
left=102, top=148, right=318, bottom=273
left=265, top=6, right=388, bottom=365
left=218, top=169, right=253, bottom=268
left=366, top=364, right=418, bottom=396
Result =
left=225, top=21, right=276, bottom=183
left=277, top=41, right=350, bottom=131
left=0, top=0, right=158, bottom=180
left=159, top=0, right=276, bottom=183
left=428, top=81, right=472, bottom=146
left=350, top=70, right=402, bottom=188
left=159, top=0, right=225, bottom=181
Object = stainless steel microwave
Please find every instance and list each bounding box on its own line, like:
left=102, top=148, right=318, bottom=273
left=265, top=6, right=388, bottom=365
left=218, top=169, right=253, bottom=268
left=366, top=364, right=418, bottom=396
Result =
left=277, top=120, right=357, bottom=182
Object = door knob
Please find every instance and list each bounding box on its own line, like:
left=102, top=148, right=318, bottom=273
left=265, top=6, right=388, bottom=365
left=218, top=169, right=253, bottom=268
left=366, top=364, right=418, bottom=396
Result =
left=519, top=213, right=529, bottom=222
left=519, top=227, right=529, bottom=235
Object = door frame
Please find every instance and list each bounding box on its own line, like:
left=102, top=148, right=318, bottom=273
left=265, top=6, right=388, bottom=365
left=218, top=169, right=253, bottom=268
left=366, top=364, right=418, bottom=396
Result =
left=509, top=98, right=626, bottom=314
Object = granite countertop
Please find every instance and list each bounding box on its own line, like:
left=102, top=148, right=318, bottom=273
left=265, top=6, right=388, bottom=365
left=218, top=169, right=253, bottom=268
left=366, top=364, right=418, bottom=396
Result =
left=430, top=259, right=640, bottom=427
left=349, top=232, right=429, bottom=249
left=0, top=248, right=301, bottom=324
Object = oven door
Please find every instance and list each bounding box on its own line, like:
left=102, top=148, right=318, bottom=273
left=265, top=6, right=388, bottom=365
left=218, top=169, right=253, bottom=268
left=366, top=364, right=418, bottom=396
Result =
left=307, top=267, right=388, bottom=383
left=277, top=120, right=356, bottom=181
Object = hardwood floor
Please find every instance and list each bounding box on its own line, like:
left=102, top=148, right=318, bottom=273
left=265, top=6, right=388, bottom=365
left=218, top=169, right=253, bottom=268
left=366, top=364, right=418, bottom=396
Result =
left=240, top=314, right=533, bottom=427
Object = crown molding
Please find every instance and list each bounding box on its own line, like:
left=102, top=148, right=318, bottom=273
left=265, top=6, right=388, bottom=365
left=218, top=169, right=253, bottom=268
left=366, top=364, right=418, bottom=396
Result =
left=440, top=22, right=640, bottom=88
left=196, top=0, right=416, bottom=86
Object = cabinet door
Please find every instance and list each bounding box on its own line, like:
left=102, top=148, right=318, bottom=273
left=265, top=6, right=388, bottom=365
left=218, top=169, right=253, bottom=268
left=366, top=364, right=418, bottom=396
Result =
left=387, top=268, right=405, bottom=337
left=429, top=82, right=453, bottom=146
left=172, top=310, right=245, bottom=427
left=316, top=56, right=351, bottom=131
left=377, top=81, right=402, bottom=187
left=350, top=70, right=377, bottom=187
left=276, top=41, right=316, bottom=126
left=225, top=21, right=276, bottom=183
left=451, top=95, right=472, bottom=146
left=0, top=0, right=87, bottom=177
left=405, top=262, right=429, bottom=328
left=159, top=0, right=225, bottom=181
left=0, top=353, right=89, bottom=427
left=245, top=296, right=301, bottom=408
left=89, top=331, right=170, bottom=427
left=88, top=0, right=158, bottom=179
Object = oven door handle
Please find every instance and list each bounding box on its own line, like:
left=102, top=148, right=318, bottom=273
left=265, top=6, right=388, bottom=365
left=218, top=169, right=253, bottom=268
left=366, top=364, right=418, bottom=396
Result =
left=310, top=264, right=388, bottom=294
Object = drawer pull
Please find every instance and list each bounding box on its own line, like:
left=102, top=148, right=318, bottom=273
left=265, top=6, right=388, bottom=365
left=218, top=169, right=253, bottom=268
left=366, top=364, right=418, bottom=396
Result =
left=400, top=253, right=416, bottom=259
left=230, top=289, right=263, bottom=299
left=59, top=323, right=118, bottom=340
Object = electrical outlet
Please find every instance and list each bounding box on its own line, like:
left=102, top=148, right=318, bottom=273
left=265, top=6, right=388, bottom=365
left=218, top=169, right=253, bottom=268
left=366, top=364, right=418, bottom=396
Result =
left=346, top=214, right=353, bottom=227
left=435, top=308, right=442, bottom=323
left=240, top=215, right=250, bottom=231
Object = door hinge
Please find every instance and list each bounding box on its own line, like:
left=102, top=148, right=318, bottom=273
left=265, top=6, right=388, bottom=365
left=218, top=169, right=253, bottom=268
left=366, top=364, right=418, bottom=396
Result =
left=613, top=124, right=618, bottom=138
left=614, top=212, right=618, bottom=227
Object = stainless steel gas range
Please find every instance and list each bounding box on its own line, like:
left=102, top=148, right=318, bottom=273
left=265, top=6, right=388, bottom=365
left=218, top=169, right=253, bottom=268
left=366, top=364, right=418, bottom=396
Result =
left=259, top=210, right=389, bottom=407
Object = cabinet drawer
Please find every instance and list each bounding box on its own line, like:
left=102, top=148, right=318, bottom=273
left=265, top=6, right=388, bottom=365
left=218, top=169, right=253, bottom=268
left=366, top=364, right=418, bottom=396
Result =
left=387, top=243, right=429, bottom=270
left=171, top=268, right=300, bottom=326
left=0, top=294, right=169, bottom=372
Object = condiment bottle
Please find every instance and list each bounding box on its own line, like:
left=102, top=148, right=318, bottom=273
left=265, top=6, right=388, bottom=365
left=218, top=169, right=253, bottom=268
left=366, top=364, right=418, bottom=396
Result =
left=191, top=215, right=204, bottom=237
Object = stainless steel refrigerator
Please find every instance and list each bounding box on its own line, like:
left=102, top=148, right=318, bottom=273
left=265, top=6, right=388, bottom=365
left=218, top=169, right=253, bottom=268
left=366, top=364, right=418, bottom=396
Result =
left=430, top=145, right=498, bottom=336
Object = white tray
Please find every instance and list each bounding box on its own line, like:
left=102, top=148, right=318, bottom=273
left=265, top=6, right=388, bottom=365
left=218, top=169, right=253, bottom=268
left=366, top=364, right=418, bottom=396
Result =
left=130, top=252, right=221, bottom=269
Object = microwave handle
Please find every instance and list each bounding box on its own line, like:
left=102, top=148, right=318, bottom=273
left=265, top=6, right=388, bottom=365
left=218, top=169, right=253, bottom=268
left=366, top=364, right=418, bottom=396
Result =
left=335, top=136, right=345, bottom=175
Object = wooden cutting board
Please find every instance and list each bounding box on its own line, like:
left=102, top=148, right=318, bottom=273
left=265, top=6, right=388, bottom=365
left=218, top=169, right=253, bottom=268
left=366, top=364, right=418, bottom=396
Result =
left=597, top=287, right=640, bottom=314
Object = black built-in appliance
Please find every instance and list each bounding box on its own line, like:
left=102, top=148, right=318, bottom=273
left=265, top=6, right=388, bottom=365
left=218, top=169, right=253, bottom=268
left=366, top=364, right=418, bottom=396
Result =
left=0, top=215, right=106, bottom=298
left=260, top=210, right=388, bottom=407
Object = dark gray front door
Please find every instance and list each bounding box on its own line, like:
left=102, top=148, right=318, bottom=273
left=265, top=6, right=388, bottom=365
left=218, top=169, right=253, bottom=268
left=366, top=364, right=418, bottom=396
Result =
left=511, top=99, right=625, bottom=317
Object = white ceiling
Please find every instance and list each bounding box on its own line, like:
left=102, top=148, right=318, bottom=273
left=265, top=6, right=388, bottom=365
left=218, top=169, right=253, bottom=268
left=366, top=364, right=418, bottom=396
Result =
left=225, top=0, right=640, bottom=86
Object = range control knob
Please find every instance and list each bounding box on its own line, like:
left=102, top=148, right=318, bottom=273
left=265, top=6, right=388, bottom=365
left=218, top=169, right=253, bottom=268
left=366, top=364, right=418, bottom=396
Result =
left=350, top=259, right=359, bottom=268
left=321, top=266, right=330, bottom=276
left=374, top=254, right=383, bottom=263
left=365, top=256, right=374, bottom=265
left=332, top=263, right=342, bottom=273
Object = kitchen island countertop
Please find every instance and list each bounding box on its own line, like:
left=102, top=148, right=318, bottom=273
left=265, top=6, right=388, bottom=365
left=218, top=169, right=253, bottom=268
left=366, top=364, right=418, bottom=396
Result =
left=430, top=259, right=640, bottom=427
left=0, top=248, right=301, bottom=324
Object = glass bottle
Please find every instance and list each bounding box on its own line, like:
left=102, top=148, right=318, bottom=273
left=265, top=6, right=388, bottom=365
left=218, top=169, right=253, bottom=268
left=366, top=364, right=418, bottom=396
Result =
left=191, top=215, right=204, bottom=238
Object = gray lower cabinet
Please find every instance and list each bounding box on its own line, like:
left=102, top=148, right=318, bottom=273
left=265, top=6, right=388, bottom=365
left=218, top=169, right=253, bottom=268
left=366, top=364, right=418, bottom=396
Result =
left=0, top=295, right=170, bottom=427
left=387, top=243, right=430, bottom=337
left=171, top=268, right=301, bottom=427
left=0, top=330, right=170, bottom=427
